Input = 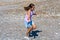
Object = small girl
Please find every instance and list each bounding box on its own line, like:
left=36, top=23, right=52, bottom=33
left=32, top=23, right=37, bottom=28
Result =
left=24, top=3, right=37, bottom=40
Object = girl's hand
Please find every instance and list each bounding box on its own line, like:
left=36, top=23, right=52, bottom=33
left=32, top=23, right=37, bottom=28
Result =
left=33, top=13, right=37, bottom=15
left=33, top=11, right=37, bottom=15
left=27, top=18, right=30, bottom=23
left=27, top=18, right=30, bottom=22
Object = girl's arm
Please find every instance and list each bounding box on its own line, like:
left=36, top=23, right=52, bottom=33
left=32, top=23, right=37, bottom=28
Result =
left=27, top=10, right=31, bottom=22
left=33, top=13, right=37, bottom=15
left=33, top=11, right=37, bottom=15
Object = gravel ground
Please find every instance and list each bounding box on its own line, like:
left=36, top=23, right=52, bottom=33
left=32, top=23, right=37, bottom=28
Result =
left=0, top=0, right=60, bottom=40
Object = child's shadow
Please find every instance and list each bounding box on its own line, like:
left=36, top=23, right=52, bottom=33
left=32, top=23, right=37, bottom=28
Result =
left=29, top=30, right=42, bottom=38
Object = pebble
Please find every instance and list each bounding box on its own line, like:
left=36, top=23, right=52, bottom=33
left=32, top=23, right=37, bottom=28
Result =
left=56, top=33, right=58, bottom=35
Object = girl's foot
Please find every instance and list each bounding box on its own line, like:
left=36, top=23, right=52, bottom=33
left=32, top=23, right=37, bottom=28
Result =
left=24, top=36, right=30, bottom=40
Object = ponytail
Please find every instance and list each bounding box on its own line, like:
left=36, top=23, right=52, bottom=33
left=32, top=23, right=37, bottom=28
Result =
left=24, top=7, right=30, bottom=11
left=24, top=3, right=35, bottom=11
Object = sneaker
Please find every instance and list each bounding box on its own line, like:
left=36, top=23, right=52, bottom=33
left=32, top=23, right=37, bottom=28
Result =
left=24, top=36, right=30, bottom=40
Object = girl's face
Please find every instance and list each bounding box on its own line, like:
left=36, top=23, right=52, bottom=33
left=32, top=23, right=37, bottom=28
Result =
left=31, top=6, right=35, bottom=10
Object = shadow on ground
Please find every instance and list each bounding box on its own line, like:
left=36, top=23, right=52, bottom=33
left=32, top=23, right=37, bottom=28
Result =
left=29, top=30, right=42, bottom=39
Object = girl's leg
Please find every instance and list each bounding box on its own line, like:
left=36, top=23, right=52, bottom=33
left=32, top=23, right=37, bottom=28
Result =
left=26, top=27, right=33, bottom=37
left=25, top=21, right=36, bottom=37
left=26, top=24, right=37, bottom=36
left=32, top=24, right=37, bottom=29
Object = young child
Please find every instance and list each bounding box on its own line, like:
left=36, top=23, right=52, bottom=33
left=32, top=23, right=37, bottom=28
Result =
left=24, top=3, right=37, bottom=40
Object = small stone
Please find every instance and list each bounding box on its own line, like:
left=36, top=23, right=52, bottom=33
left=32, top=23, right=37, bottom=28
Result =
left=58, top=23, right=60, bottom=24
left=56, top=33, right=58, bottom=35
